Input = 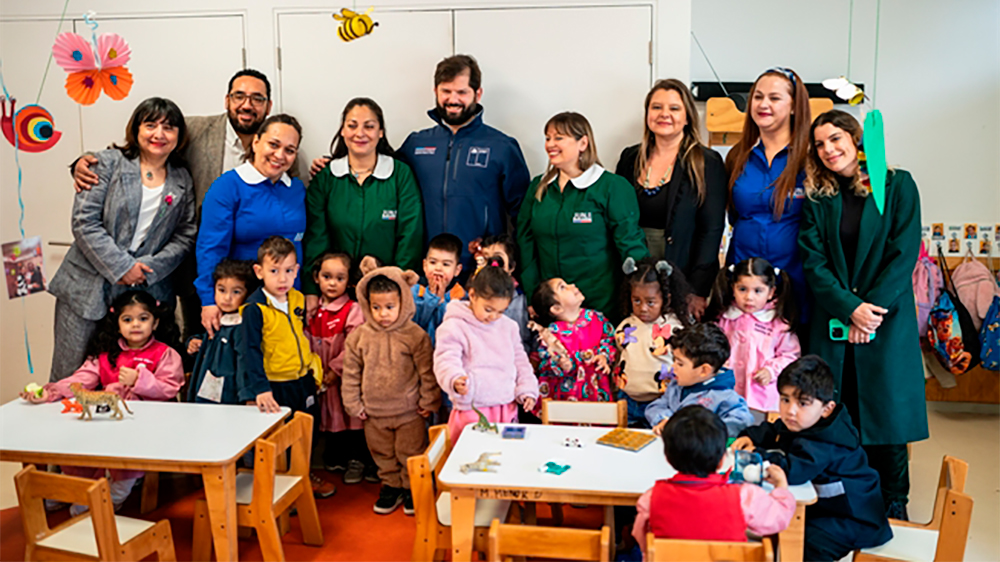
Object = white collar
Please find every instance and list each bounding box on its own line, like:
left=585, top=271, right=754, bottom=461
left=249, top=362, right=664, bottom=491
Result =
left=262, top=288, right=288, bottom=307
left=220, top=312, right=243, bottom=326
left=722, top=305, right=776, bottom=322
left=329, top=153, right=394, bottom=180
left=547, top=164, right=605, bottom=189
left=235, top=161, right=292, bottom=187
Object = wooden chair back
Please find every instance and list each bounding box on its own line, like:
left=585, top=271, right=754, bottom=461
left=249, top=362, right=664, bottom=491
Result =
left=934, top=488, right=974, bottom=561
left=408, top=424, right=452, bottom=561
left=488, top=519, right=610, bottom=562
left=926, top=455, right=969, bottom=531
left=706, top=97, right=835, bottom=147
left=646, top=534, right=774, bottom=562
left=253, top=411, right=313, bottom=512
left=541, top=399, right=627, bottom=427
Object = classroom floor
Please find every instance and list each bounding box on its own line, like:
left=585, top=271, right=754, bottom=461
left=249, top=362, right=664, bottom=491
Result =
left=1, top=401, right=997, bottom=561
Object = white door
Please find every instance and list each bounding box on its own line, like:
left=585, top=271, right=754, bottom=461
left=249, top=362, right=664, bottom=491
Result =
left=76, top=14, right=245, bottom=150
left=454, top=5, right=653, bottom=177
left=275, top=9, right=453, bottom=164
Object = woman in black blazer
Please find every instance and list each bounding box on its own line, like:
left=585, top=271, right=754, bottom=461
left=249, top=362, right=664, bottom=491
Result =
left=615, top=79, right=727, bottom=318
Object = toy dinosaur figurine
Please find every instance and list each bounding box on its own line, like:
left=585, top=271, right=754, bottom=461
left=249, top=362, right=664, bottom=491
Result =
left=460, top=452, right=501, bottom=474
left=68, top=383, right=132, bottom=420
left=471, top=404, right=498, bottom=434
left=528, top=320, right=574, bottom=372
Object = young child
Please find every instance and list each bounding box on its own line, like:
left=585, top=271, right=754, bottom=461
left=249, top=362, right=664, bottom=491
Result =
left=305, top=252, right=375, bottom=485
left=20, top=290, right=184, bottom=514
left=239, top=236, right=332, bottom=498
left=644, top=323, right=753, bottom=437
left=530, top=278, right=617, bottom=413
left=411, top=233, right=466, bottom=345
left=342, top=265, right=440, bottom=515
left=632, top=405, right=796, bottom=553
left=475, top=234, right=533, bottom=352
left=434, top=265, right=539, bottom=441
left=732, top=356, right=892, bottom=561
left=614, top=257, right=693, bottom=427
left=187, top=259, right=256, bottom=404
left=709, top=257, right=800, bottom=416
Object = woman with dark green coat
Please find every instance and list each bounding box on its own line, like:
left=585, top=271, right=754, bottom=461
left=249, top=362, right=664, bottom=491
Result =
left=518, top=112, right=648, bottom=321
left=798, top=110, right=927, bottom=519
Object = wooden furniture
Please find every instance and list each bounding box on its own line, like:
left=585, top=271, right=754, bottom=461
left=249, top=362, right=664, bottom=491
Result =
left=647, top=534, right=773, bottom=562
left=487, top=519, right=610, bottom=562
left=14, top=465, right=176, bottom=561
left=438, top=423, right=816, bottom=562
left=705, top=97, right=835, bottom=147
left=0, top=399, right=289, bottom=562
left=192, top=412, right=323, bottom=561
left=854, top=456, right=973, bottom=562
left=541, top=398, right=627, bottom=427
left=408, top=425, right=512, bottom=561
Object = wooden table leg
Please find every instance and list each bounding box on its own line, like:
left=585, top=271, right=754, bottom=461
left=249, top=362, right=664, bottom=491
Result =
left=202, top=463, right=239, bottom=562
left=604, top=505, right=616, bottom=560
left=450, top=488, right=477, bottom=562
left=778, top=503, right=807, bottom=562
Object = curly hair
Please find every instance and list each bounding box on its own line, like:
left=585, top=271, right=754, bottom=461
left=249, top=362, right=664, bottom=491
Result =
left=85, top=290, right=180, bottom=368
left=619, top=257, right=693, bottom=325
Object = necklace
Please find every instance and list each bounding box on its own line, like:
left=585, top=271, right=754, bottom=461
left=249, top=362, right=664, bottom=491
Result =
left=145, top=170, right=153, bottom=180
left=350, top=166, right=373, bottom=179
left=641, top=162, right=674, bottom=196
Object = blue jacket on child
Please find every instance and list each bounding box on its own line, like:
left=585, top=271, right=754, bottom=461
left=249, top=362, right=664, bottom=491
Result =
left=740, top=405, right=892, bottom=551
left=644, top=369, right=754, bottom=437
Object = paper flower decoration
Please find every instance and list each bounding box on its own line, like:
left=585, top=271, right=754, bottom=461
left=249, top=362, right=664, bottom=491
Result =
left=1, top=98, right=62, bottom=152
left=52, top=32, right=133, bottom=105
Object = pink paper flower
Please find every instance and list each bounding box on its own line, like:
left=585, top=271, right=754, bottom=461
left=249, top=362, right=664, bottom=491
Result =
left=164, top=194, right=173, bottom=205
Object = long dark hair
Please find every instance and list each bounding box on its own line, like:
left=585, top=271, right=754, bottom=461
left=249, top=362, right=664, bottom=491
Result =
left=330, top=97, right=394, bottom=159
left=114, top=97, right=188, bottom=168
left=635, top=79, right=707, bottom=203
left=705, top=257, right=796, bottom=329
left=619, top=257, right=693, bottom=325
left=84, top=291, right=180, bottom=367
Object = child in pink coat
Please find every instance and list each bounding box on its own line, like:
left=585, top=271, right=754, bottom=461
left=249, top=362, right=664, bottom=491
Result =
left=434, top=266, right=539, bottom=441
left=19, top=290, right=183, bottom=514
left=708, top=258, right=800, bottom=415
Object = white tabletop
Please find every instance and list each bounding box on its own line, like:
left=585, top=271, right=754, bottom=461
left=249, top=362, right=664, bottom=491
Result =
left=438, top=424, right=816, bottom=503
left=0, top=399, right=289, bottom=465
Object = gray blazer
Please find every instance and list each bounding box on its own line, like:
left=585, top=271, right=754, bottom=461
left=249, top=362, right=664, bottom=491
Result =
left=49, top=149, right=197, bottom=320
left=184, top=113, right=227, bottom=209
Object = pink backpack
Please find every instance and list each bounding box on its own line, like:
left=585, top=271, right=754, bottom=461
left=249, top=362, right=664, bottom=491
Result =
left=913, top=241, right=943, bottom=340
left=953, top=258, right=1000, bottom=331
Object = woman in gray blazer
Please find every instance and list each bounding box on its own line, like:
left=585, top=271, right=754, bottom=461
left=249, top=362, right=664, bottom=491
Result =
left=48, top=98, right=196, bottom=381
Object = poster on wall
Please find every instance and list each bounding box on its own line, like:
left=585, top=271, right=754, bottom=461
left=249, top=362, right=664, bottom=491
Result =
left=3, top=237, right=46, bottom=299
left=979, top=225, right=994, bottom=256
left=931, top=223, right=945, bottom=240
left=946, top=225, right=963, bottom=255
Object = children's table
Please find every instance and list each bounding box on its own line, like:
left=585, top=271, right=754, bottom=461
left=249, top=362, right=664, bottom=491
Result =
left=437, top=423, right=817, bottom=562
left=0, top=399, right=289, bottom=562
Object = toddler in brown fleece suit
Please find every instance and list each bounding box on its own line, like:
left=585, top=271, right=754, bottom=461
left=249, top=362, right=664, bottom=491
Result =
left=342, top=266, right=441, bottom=515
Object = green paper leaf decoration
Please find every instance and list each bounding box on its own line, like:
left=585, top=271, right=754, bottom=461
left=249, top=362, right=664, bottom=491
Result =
left=863, top=110, right=887, bottom=215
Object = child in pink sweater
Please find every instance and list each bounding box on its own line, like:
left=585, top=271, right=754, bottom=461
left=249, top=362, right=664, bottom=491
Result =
left=434, top=265, right=539, bottom=441
left=708, top=258, right=800, bottom=415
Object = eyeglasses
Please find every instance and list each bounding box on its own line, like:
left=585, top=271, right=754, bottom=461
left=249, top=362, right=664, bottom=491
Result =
left=228, top=92, right=268, bottom=106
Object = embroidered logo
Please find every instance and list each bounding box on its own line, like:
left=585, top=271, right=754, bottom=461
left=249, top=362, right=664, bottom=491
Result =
left=382, top=209, right=397, bottom=221
left=466, top=146, right=490, bottom=168
left=752, top=323, right=774, bottom=337
left=793, top=187, right=806, bottom=199
left=414, top=147, right=436, bottom=156
left=572, top=212, right=593, bottom=224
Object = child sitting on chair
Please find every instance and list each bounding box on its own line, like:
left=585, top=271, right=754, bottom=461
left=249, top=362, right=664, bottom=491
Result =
left=633, top=405, right=796, bottom=554
left=732, top=356, right=892, bottom=561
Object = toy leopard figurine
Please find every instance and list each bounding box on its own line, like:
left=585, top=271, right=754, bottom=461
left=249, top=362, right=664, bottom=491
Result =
left=68, top=383, right=133, bottom=420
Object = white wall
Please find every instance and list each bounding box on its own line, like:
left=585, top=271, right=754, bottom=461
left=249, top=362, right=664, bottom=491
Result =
left=691, top=0, right=1000, bottom=227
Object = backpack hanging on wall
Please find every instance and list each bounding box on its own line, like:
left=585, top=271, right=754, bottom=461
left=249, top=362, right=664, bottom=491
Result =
left=913, top=240, right=944, bottom=343
left=953, top=252, right=1000, bottom=331
left=928, top=248, right=981, bottom=375
left=980, top=294, right=1000, bottom=371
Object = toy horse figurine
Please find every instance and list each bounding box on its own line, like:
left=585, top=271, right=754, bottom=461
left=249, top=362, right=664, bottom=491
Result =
left=460, top=452, right=501, bottom=474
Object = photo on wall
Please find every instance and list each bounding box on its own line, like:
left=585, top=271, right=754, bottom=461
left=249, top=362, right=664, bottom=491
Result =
left=3, top=237, right=46, bottom=299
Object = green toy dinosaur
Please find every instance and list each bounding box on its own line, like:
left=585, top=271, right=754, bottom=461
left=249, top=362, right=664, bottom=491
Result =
left=471, top=404, right=498, bottom=434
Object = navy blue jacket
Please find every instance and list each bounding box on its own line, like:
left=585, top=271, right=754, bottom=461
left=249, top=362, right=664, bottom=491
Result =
left=740, top=405, right=892, bottom=549
left=186, top=316, right=243, bottom=405
left=397, top=107, right=530, bottom=268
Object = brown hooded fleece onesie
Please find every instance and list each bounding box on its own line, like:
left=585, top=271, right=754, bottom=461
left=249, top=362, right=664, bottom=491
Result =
left=342, top=266, right=440, bottom=489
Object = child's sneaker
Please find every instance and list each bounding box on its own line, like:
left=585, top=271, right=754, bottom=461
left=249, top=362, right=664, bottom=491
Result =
left=310, top=472, right=337, bottom=499
left=402, top=488, right=414, bottom=515
left=324, top=461, right=347, bottom=473
left=373, top=485, right=403, bottom=514
left=363, top=463, right=380, bottom=483
left=343, top=460, right=365, bottom=485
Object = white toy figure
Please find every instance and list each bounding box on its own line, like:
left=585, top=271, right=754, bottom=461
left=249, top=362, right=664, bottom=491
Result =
left=562, top=437, right=584, bottom=448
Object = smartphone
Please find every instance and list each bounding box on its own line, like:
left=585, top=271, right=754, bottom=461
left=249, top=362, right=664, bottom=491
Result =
left=829, top=319, right=875, bottom=341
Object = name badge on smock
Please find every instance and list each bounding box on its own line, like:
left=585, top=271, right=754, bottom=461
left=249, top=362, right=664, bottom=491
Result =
left=197, top=369, right=224, bottom=403
left=793, top=187, right=806, bottom=199
left=382, top=210, right=398, bottom=221
left=572, top=212, right=593, bottom=224
left=294, top=232, right=304, bottom=242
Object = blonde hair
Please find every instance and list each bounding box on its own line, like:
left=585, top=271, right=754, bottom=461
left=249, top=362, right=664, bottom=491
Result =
left=635, top=79, right=707, bottom=204
left=804, top=109, right=870, bottom=199
left=535, top=112, right=601, bottom=201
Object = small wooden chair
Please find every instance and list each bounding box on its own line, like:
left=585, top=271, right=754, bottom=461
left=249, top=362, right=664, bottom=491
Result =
left=647, top=534, right=773, bottom=561
left=192, top=412, right=323, bottom=562
left=408, top=424, right=512, bottom=561
left=488, top=519, right=610, bottom=562
left=853, top=456, right=973, bottom=562
left=541, top=399, right=627, bottom=428
left=15, top=465, right=176, bottom=561
left=765, top=412, right=781, bottom=423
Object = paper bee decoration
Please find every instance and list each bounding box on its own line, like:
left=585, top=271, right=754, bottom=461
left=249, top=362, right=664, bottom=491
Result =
left=52, top=31, right=133, bottom=105
left=1, top=98, right=61, bottom=152
left=822, top=76, right=867, bottom=106
left=333, top=7, right=378, bottom=42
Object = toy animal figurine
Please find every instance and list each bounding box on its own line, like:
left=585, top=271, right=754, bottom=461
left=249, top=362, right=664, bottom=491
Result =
left=460, top=452, right=501, bottom=474
left=60, top=399, right=83, bottom=414
left=68, top=383, right=132, bottom=420
left=528, top=320, right=573, bottom=372
left=471, top=404, right=498, bottom=434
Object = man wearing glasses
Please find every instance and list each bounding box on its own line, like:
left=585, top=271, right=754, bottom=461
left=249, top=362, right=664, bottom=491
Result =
left=69, top=69, right=279, bottom=339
